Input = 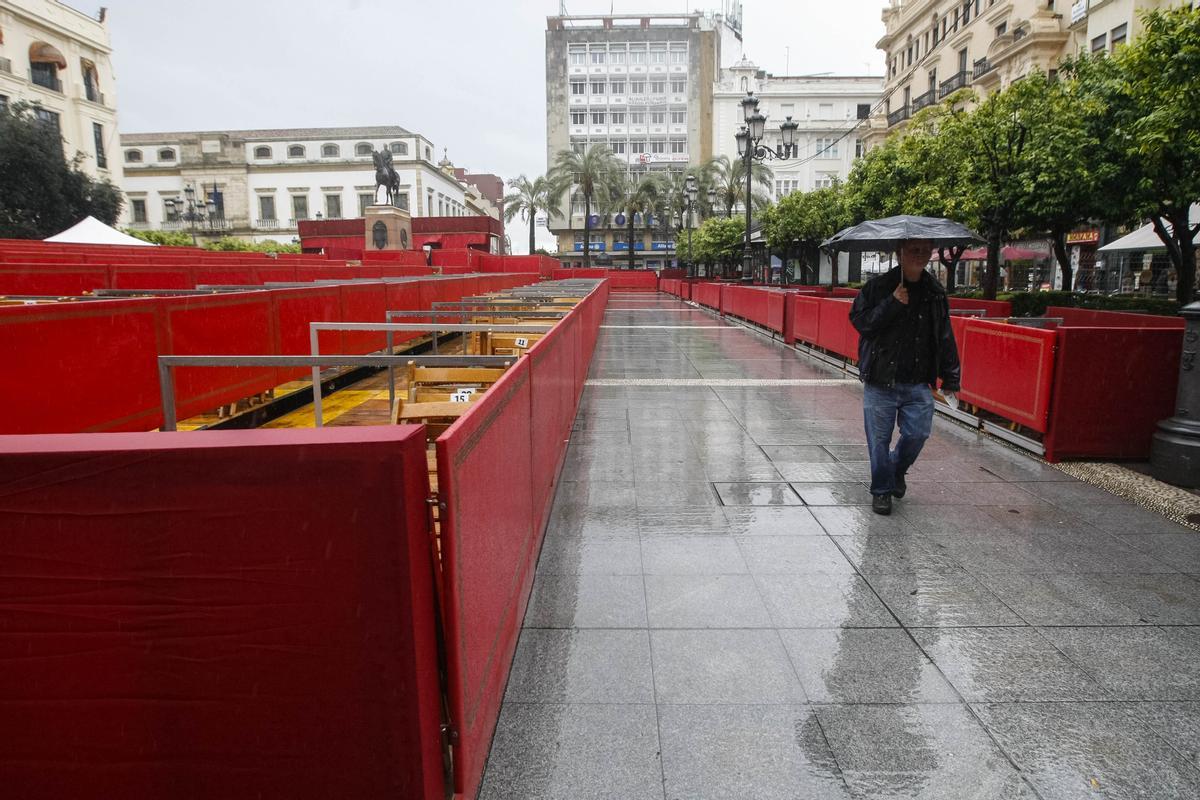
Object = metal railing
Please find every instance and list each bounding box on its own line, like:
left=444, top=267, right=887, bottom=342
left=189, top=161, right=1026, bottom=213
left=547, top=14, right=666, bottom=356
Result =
left=257, top=218, right=280, bottom=229
left=911, top=89, right=936, bottom=112
left=939, top=70, right=969, bottom=98
left=886, top=105, right=910, bottom=127
left=973, top=58, right=993, bottom=80
left=84, top=87, right=105, bottom=105
left=0, top=57, right=11, bottom=74
left=29, top=69, right=62, bottom=93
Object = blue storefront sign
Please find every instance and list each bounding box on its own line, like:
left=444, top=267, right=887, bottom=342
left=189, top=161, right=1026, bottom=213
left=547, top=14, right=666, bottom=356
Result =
left=650, top=241, right=675, bottom=251
left=612, top=241, right=646, bottom=251
left=573, top=242, right=606, bottom=252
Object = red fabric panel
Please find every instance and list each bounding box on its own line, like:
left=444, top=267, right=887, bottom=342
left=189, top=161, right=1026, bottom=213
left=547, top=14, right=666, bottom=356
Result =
left=0, top=299, right=163, bottom=433
left=110, top=265, right=193, bottom=289
left=436, top=360, right=535, bottom=800
left=816, top=298, right=856, bottom=358
left=431, top=249, right=477, bottom=268
left=788, top=295, right=822, bottom=346
left=364, top=250, right=430, bottom=266
left=1045, top=306, right=1185, bottom=329
left=1044, top=327, right=1182, bottom=460
left=958, top=319, right=1056, bottom=432
left=193, top=264, right=259, bottom=286
left=254, top=263, right=298, bottom=283
left=338, top=282, right=388, bottom=353
left=527, top=320, right=575, bottom=530
left=160, top=293, right=278, bottom=421
left=831, top=287, right=860, bottom=298
left=0, top=264, right=111, bottom=294
left=693, top=282, right=723, bottom=312
left=0, top=427, right=444, bottom=800
left=271, top=286, right=344, bottom=383
left=385, top=282, right=424, bottom=348
left=949, top=297, right=1011, bottom=317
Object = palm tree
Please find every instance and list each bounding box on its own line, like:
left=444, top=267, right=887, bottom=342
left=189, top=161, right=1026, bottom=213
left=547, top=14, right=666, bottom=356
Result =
left=502, top=174, right=559, bottom=255
left=549, top=144, right=622, bottom=269
left=613, top=172, right=663, bottom=270
left=708, top=154, right=773, bottom=219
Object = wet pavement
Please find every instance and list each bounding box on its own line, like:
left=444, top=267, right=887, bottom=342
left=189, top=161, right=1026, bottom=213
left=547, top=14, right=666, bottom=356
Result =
left=479, top=294, right=1200, bottom=800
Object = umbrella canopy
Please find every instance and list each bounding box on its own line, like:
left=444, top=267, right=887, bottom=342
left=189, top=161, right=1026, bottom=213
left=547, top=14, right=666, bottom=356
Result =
left=1098, top=204, right=1200, bottom=253
left=958, top=245, right=1046, bottom=261
left=44, top=216, right=156, bottom=246
left=822, top=215, right=984, bottom=253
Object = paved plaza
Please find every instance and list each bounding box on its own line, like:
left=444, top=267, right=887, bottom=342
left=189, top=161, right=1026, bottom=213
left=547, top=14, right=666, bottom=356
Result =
left=478, top=293, right=1200, bottom=800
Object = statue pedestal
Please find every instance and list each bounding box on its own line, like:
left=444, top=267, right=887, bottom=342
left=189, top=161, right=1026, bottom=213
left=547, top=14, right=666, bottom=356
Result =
left=364, top=205, right=412, bottom=252
left=1152, top=302, right=1200, bottom=487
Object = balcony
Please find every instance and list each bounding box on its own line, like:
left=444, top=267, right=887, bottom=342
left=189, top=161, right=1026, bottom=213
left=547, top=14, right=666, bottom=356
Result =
left=973, top=58, right=993, bottom=80
left=886, top=105, right=911, bottom=127
left=938, top=70, right=969, bottom=98
left=911, top=89, right=936, bottom=112
left=0, top=57, right=11, bottom=75
left=257, top=218, right=280, bottom=230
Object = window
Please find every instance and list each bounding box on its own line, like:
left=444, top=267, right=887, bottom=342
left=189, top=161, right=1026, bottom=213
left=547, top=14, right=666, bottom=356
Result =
left=630, top=140, right=646, bottom=154
left=630, top=111, right=646, bottom=125
left=610, top=80, right=625, bottom=94
left=131, top=199, right=147, bottom=223
left=610, top=48, right=626, bottom=64
left=963, top=0, right=971, bottom=24
left=81, top=60, right=100, bottom=103
left=254, top=145, right=271, bottom=159
left=572, top=140, right=586, bottom=154
left=571, top=111, right=586, bottom=125
left=671, top=49, right=687, bottom=64
left=125, top=149, right=143, bottom=163
left=958, top=48, right=968, bottom=73
left=390, top=141, right=407, bottom=156
left=349, top=142, right=369, bottom=156
left=631, top=80, right=645, bottom=94
left=670, top=79, right=685, bottom=93
left=1092, top=33, right=1107, bottom=53
left=259, top=195, right=277, bottom=221
left=358, top=193, right=374, bottom=215
left=855, top=138, right=866, bottom=158
left=591, top=111, right=606, bottom=124
left=929, top=69, right=938, bottom=90
left=396, top=192, right=409, bottom=211
left=424, top=147, right=431, bottom=159
left=1111, top=23, right=1127, bottom=48
left=814, top=138, right=839, bottom=158
left=650, top=140, right=665, bottom=154
left=570, top=80, right=585, bottom=95
left=0, top=95, right=7, bottom=113
left=589, top=81, right=604, bottom=95
left=611, top=111, right=626, bottom=124
left=670, top=140, right=686, bottom=154
left=650, top=111, right=665, bottom=124
left=291, top=195, right=308, bottom=221
left=819, top=103, right=834, bottom=118
left=996, top=21, right=1007, bottom=36
left=321, top=143, right=340, bottom=157
left=611, top=141, right=626, bottom=154
left=630, top=48, right=646, bottom=64
left=650, top=80, right=665, bottom=94
left=29, top=59, right=59, bottom=92
left=288, top=144, right=305, bottom=158
left=670, top=110, right=686, bottom=124
left=570, top=48, right=586, bottom=65
left=325, top=194, right=342, bottom=218
left=157, top=147, right=174, bottom=161
left=93, top=122, right=106, bottom=168
left=775, top=179, right=799, bottom=196
left=650, top=47, right=667, bottom=64
left=857, top=103, right=871, bottom=119
left=815, top=172, right=835, bottom=189
left=591, top=50, right=606, bottom=64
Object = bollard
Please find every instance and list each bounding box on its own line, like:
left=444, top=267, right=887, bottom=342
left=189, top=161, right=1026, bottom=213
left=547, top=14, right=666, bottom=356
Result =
left=1151, top=301, right=1200, bottom=487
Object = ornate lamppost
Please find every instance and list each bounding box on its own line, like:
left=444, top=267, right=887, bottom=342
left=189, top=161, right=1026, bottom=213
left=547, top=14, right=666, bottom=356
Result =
left=734, top=91, right=799, bottom=283
left=165, top=183, right=218, bottom=246
left=682, top=174, right=698, bottom=278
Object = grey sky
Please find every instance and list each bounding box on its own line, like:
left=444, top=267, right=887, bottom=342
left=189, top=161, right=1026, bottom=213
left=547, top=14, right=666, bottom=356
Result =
left=97, top=0, right=885, bottom=251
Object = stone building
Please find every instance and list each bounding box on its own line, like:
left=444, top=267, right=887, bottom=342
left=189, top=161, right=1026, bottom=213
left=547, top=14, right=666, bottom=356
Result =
left=119, top=126, right=497, bottom=244
left=0, top=0, right=121, bottom=184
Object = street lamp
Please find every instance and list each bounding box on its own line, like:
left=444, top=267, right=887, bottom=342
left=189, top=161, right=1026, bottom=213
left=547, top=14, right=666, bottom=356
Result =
left=735, top=91, right=800, bottom=283
left=682, top=174, right=698, bottom=278
left=167, top=183, right=218, bottom=245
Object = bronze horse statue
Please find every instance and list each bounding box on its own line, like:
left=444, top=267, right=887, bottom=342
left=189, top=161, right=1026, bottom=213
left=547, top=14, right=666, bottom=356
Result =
left=372, top=149, right=400, bottom=206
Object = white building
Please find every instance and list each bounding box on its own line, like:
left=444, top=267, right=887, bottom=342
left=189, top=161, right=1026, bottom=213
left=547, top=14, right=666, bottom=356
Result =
left=119, top=126, right=496, bottom=243
left=714, top=59, right=884, bottom=200
left=0, top=0, right=121, bottom=184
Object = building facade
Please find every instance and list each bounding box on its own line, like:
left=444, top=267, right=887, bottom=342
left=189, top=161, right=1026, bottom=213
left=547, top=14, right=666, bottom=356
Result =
left=713, top=59, right=883, bottom=200
left=870, top=0, right=1183, bottom=145
left=545, top=8, right=742, bottom=268
left=0, top=0, right=121, bottom=184
left=119, top=126, right=497, bottom=243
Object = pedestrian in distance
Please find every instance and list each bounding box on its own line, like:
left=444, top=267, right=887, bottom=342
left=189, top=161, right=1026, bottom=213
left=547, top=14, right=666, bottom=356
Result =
left=849, top=239, right=962, bottom=515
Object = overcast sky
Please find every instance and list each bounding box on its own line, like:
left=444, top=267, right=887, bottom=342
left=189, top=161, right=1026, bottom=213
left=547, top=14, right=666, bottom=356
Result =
left=97, top=0, right=885, bottom=251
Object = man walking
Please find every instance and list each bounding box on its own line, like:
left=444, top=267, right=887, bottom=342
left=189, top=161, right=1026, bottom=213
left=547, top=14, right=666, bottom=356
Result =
left=849, top=239, right=961, bottom=515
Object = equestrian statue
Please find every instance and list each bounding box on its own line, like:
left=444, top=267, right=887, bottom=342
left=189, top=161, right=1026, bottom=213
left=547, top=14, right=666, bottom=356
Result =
left=372, top=149, right=400, bottom=206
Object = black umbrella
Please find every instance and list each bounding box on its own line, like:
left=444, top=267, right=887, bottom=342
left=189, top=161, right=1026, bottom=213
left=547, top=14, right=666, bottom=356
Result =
left=822, top=215, right=984, bottom=252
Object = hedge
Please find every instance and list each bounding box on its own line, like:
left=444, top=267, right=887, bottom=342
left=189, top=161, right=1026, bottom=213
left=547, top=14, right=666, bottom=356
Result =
left=951, top=290, right=1179, bottom=318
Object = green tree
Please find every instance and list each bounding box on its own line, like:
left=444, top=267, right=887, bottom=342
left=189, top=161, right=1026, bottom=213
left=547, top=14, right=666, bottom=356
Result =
left=502, top=174, right=560, bottom=256
left=1066, top=6, right=1200, bottom=304
left=123, top=228, right=193, bottom=246
left=0, top=101, right=124, bottom=238
left=708, top=154, right=773, bottom=219
left=693, top=216, right=745, bottom=278
left=548, top=144, right=622, bottom=268
left=762, top=183, right=850, bottom=285
left=612, top=172, right=662, bottom=270
left=203, top=237, right=301, bottom=254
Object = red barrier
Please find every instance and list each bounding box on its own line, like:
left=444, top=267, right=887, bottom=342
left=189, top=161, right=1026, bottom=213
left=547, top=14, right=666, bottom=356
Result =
left=693, top=282, right=723, bottom=313
left=787, top=294, right=822, bottom=346
left=436, top=360, right=536, bottom=800
left=553, top=268, right=657, bottom=290
left=0, top=427, right=444, bottom=800
left=338, top=282, right=389, bottom=354
left=527, top=317, right=577, bottom=530
left=1046, top=306, right=1184, bottom=329
left=0, top=263, right=110, bottom=294
left=816, top=298, right=857, bottom=360
left=950, top=297, right=1012, bottom=316
left=958, top=319, right=1056, bottom=432
left=271, top=286, right=344, bottom=382
left=720, top=286, right=789, bottom=335
left=1044, top=326, right=1182, bottom=460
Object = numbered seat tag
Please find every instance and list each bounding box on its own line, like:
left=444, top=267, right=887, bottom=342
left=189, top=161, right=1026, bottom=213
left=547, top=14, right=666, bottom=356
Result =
left=515, top=337, right=529, bottom=349
left=450, top=388, right=476, bottom=403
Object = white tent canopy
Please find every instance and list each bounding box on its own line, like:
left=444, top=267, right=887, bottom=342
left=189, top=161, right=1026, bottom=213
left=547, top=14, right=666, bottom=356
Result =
left=1098, top=204, right=1200, bottom=253
left=44, top=216, right=156, bottom=246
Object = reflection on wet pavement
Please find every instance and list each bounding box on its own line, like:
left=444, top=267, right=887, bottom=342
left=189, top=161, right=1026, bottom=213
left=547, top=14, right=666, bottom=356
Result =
left=479, top=294, right=1200, bottom=800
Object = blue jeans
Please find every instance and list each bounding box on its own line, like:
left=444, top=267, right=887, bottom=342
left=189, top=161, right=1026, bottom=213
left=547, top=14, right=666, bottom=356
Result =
left=862, top=382, right=934, bottom=496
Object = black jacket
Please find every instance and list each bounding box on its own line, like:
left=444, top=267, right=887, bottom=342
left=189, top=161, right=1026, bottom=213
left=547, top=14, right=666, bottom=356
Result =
left=849, top=267, right=961, bottom=391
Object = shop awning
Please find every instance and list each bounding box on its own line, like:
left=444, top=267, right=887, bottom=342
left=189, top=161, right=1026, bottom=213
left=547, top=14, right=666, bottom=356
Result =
left=1098, top=204, right=1200, bottom=253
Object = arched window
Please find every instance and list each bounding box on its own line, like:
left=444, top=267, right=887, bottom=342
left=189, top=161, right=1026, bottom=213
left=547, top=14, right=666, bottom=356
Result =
left=158, top=148, right=175, bottom=162
left=355, top=142, right=373, bottom=156
left=81, top=59, right=101, bottom=103
left=125, top=149, right=142, bottom=163
left=389, top=141, right=408, bottom=156
left=28, top=41, right=66, bottom=92
left=254, top=145, right=271, bottom=159
left=321, top=143, right=339, bottom=157
left=288, top=144, right=305, bottom=158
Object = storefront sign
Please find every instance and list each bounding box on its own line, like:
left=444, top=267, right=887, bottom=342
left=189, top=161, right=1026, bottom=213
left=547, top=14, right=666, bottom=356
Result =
left=1071, top=0, right=1087, bottom=24
left=1066, top=229, right=1100, bottom=245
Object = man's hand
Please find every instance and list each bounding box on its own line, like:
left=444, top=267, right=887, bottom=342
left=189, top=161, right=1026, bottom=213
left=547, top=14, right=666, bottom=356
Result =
left=893, top=284, right=909, bottom=304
